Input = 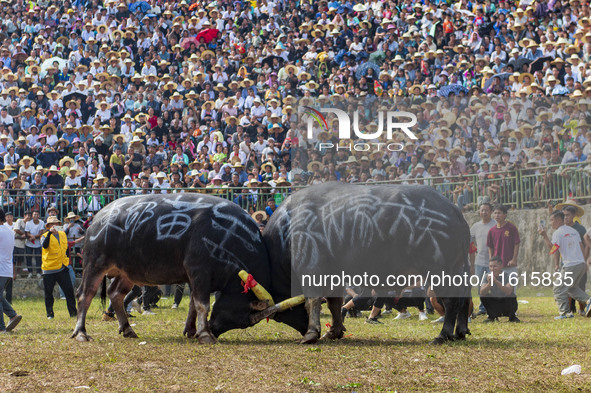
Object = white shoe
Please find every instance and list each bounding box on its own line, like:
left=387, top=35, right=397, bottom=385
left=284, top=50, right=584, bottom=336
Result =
left=130, top=300, right=142, bottom=314
left=36, top=273, right=41, bottom=279
left=142, top=310, right=155, bottom=315
left=171, top=303, right=178, bottom=309
left=431, top=316, right=445, bottom=323
left=27, top=273, right=32, bottom=279
left=418, top=311, right=428, bottom=321
left=394, top=311, right=411, bottom=320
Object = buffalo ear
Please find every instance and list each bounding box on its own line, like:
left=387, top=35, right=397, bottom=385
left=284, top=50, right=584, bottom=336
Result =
left=250, top=300, right=270, bottom=311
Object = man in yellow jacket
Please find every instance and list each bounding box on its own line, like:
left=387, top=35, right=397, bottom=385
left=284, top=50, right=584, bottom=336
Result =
left=41, top=216, right=77, bottom=319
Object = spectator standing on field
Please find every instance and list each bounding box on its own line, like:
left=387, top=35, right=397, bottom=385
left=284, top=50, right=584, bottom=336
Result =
left=0, top=208, right=22, bottom=333
left=487, top=204, right=520, bottom=282
left=470, top=202, right=496, bottom=317
left=539, top=210, right=591, bottom=320
left=41, top=216, right=77, bottom=319
left=24, top=210, right=44, bottom=278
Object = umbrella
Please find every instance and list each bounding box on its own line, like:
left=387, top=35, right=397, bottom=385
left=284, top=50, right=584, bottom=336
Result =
left=63, top=90, right=87, bottom=102
left=483, top=72, right=512, bottom=90
left=508, top=57, right=532, bottom=72
left=129, top=1, right=150, bottom=13
left=41, top=57, right=67, bottom=77
left=368, top=50, right=386, bottom=65
left=196, top=28, right=219, bottom=44
left=437, top=84, right=469, bottom=97
left=551, top=86, right=570, bottom=96
left=355, top=62, right=381, bottom=79
left=457, top=9, right=475, bottom=17
left=529, top=56, right=553, bottom=74
left=12, top=52, right=27, bottom=63
left=262, top=55, right=284, bottom=68
left=181, top=37, right=200, bottom=49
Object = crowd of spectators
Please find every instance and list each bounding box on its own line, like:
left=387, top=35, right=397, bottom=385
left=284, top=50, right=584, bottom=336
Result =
left=0, top=0, right=591, bottom=219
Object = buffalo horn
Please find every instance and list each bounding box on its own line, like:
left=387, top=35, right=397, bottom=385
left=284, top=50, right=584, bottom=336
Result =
left=238, top=270, right=275, bottom=306
left=249, top=295, right=306, bottom=324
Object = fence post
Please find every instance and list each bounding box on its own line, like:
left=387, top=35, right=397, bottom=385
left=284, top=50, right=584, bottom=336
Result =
left=515, top=169, right=524, bottom=209
left=472, top=174, right=479, bottom=211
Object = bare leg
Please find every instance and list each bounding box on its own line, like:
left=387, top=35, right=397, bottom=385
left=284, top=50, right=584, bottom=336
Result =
left=300, top=297, right=322, bottom=344
left=430, top=296, right=445, bottom=316
left=107, top=276, right=137, bottom=338
left=368, top=306, right=381, bottom=319
left=71, top=259, right=108, bottom=342
left=322, top=297, right=346, bottom=340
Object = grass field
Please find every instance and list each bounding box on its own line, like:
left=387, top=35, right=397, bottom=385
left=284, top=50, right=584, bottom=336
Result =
left=1, top=290, right=590, bottom=393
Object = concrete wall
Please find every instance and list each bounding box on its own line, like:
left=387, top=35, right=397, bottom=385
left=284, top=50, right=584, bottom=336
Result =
left=464, top=206, right=591, bottom=275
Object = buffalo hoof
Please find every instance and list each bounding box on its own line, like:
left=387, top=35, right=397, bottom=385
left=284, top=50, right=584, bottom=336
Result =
left=197, top=333, right=217, bottom=344
left=183, top=327, right=197, bottom=338
left=300, top=331, right=320, bottom=344
left=72, top=331, right=92, bottom=342
left=122, top=328, right=138, bottom=338
left=321, top=328, right=345, bottom=340
left=429, top=336, right=449, bottom=345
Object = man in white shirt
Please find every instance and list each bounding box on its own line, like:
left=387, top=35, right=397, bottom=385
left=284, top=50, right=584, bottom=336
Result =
left=0, top=208, right=22, bottom=333
left=24, top=210, right=44, bottom=279
left=539, top=210, right=591, bottom=319
left=252, top=134, right=268, bottom=160
left=470, top=202, right=496, bottom=317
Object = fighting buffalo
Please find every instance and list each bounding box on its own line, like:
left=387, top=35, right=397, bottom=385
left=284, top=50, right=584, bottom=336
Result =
left=252, top=182, right=472, bottom=344
left=71, top=194, right=306, bottom=342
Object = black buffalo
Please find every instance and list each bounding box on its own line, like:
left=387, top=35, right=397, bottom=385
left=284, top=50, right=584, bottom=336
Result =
left=256, top=182, right=472, bottom=344
left=71, top=194, right=304, bottom=342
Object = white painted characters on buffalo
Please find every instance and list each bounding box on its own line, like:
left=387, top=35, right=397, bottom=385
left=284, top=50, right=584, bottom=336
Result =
left=288, top=194, right=451, bottom=269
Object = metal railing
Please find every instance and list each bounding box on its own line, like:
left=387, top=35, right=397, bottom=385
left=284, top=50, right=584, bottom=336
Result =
left=1, top=162, right=590, bottom=222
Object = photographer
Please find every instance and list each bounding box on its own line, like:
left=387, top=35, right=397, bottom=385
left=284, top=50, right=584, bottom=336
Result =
left=479, top=257, right=519, bottom=323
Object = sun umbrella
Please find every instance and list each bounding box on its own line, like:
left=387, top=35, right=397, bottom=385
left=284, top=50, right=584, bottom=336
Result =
left=355, top=62, right=381, bottom=79
left=529, top=56, right=553, bottom=74
left=41, top=57, right=67, bottom=77
left=196, top=28, right=220, bottom=44
left=129, top=1, right=150, bottom=13
left=368, top=50, right=386, bottom=65
left=483, top=72, right=512, bottom=90
left=437, top=84, right=469, bottom=97
left=262, top=55, right=284, bottom=68
left=181, top=37, right=200, bottom=49
left=508, top=57, right=532, bottom=72
left=63, top=90, right=88, bottom=103
left=12, top=52, right=27, bottom=63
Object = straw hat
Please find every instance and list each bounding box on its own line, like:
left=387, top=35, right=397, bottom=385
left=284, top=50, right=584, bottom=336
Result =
left=251, top=210, right=268, bottom=222
left=93, top=174, right=108, bottom=183
left=307, top=161, right=324, bottom=171
left=261, top=162, right=277, bottom=173
left=130, top=135, right=144, bottom=144
left=19, top=156, right=34, bottom=166
left=555, top=199, right=584, bottom=217
left=59, top=157, right=75, bottom=167
left=45, top=216, right=62, bottom=229
left=65, top=212, right=80, bottom=221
